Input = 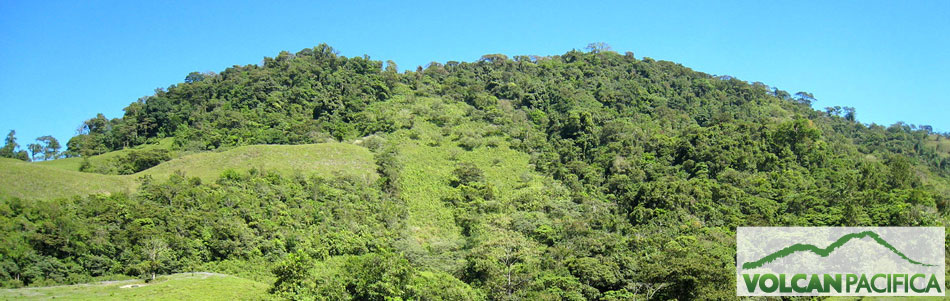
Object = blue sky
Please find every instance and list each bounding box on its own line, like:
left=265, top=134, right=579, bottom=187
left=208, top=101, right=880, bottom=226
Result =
left=1, top=0, right=948, bottom=150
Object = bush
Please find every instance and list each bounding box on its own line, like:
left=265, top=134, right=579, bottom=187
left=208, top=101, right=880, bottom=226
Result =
left=118, top=149, right=171, bottom=174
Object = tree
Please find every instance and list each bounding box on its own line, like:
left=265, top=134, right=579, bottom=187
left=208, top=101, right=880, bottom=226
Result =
left=0, top=130, right=17, bottom=158
left=384, top=60, right=398, bottom=73
left=585, top=42, right=612, bottom=53
left=825, top=106, right=842, bottom=116
left=26, top=143, right=42, bottom=161
left=69, top=115, right=112, bottom=156
left=843, top=107, right=856, bottom=122
left=83, top=114, right=110, bottom=135
left=452, top=162, right=485, bottom=187
left=65, top=135, right=87, bottom=157
left=35, top=136, right=60, bottom=160
left=141, top=238, right=170, bottom=281
left=886, top=154, right=916, bottom=189
left=794, top=91, right=816, bottom=105
left=479, top=54, right=509, bottom=63
left=0, top=130, right=28, bottom=161
left=184, top=71, right=206, bottom=83
left=465, top=230, right=542, bottom=299
left=271, top=252, right=417, bottom=300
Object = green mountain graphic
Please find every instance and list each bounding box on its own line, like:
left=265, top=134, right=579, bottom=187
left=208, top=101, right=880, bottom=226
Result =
left=741, top=230, right=936, bottom=270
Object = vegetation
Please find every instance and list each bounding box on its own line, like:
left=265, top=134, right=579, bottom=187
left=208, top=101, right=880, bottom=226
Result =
left=1, top=44, right=949, bottom=299
left=1, top=131, right=62, bottom=162
left=36, top=138, right=176, bottom=172
left=0, top=131, right=30, bottom=162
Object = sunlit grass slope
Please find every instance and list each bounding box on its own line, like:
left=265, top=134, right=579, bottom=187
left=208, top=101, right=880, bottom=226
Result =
left=0, top=142, right=375, bottom=200
left=0, top=158, right=136, bottom=200
left=36, top=138, right=177, bottom=172
left=396, top=138, right=541, bottom=244
left=367, top=96, right=547, bottom=270
left=141, top=143, right=376, bottom=183
left=0, top=273, right=268, bottom=301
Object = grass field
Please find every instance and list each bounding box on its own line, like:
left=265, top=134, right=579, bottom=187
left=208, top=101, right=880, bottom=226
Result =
left=1, top=142, right=376, bottom=200
left=36, top=138, right=177, bottom=172
left=141, top=143, right=376, bottom=183
left=0, top=273, right=268, bottom=300
left=0, top=158, right=136, bottom=200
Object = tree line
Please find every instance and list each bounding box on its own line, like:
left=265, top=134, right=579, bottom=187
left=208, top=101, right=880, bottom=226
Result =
left=0, top=130, right=61, bottom=162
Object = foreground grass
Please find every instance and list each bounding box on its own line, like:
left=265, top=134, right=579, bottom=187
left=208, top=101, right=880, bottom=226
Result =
left=1, top=142, right=376, bottom=200
left=0, top=273, right=268, bottom=300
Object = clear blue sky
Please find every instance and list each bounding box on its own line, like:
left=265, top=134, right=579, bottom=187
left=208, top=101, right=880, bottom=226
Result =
left=2, top=0, right=948, bottom=150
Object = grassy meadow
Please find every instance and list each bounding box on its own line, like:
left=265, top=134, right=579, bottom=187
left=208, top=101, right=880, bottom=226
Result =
left=1, top=142, right=375, bottom=200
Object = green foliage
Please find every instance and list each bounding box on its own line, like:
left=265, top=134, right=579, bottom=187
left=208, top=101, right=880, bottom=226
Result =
left=0, top=169, right=402, bottom=287
left=452, top=162, right=485, bottom=187
left=409, top=271, right=484, bottom=301
left=272, top=251, right=481, bottom=301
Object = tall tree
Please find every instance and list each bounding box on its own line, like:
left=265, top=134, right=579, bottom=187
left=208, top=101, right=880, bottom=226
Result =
left=585, top=42, right=613, bottom=53
left=26, top=143, right=42, bottom=161
left=36, top=136, right=61, bottom=160
left=843, top=106, right=856, bottom=122
left=141, top=238, right=169, bottom=281
left=0, top=130, right=17, bottom=157
left=794, top=91, right=816, bottom=105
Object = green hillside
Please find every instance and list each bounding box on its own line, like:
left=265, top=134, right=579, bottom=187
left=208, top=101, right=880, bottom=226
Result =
left=2, top=45, right=948, bottom=299
left=0, top=273, right=267, bottom=300
left=141, top=143, right=376, bottom=183
left=370, top=96, right=549, bottom=272
left=35, top=138, right=177, bottom=172
left=0, top=158, right=135, bottom=200
left=0, top=142, right=374, bottom=200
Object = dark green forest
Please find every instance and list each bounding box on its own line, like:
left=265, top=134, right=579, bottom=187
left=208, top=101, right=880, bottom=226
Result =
left=2, top=44, right=949, bottom=300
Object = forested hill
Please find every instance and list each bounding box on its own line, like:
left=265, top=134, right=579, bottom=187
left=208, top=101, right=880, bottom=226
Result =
left=68, top=44, right=950, bottom=177
left=3, top=44, right=949, bottom=299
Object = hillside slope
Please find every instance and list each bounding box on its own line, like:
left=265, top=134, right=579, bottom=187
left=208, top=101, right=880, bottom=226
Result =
left=35, top=138, right=177, bottom=172
left=0, top=142, right=374, bottom=200
left=142, top=143, right=376, bottom=183
left=3, top=45, right=948, bottom=299
left=0, top=158, right=135, bottom=200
